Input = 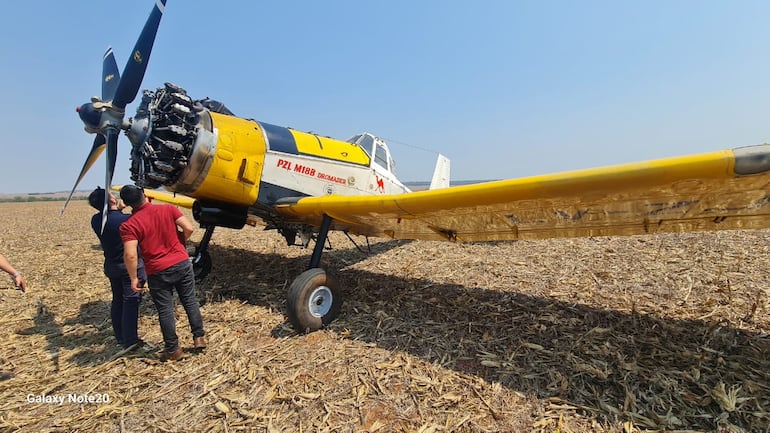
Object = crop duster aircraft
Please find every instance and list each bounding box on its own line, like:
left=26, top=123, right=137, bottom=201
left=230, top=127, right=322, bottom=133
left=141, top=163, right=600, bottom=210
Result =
left=65, top=0, right=770, bottom=332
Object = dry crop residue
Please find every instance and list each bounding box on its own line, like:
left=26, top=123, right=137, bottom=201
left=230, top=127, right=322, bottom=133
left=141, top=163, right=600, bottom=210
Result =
left=0, top=201, right=768, bottom=432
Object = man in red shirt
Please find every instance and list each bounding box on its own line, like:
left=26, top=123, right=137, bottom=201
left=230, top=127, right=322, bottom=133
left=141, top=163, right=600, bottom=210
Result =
left=119, top=185, right=206, bottom=361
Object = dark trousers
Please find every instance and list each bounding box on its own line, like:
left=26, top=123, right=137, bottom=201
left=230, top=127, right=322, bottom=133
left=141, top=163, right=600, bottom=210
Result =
left=147, top=260, right=205, bottom=353
left=105, top=262, right=145, bottom=348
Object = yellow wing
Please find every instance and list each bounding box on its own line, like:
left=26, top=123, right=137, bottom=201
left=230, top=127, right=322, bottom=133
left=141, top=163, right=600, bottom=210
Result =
left=112, top=186, right=196, bottom=208
left=276, top=145, right=770, bottom=242
left=145, top=189, right=196, bottom=208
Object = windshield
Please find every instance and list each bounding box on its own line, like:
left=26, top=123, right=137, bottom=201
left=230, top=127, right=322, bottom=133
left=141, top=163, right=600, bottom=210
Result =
left=346, top=134, right=362, bottom=144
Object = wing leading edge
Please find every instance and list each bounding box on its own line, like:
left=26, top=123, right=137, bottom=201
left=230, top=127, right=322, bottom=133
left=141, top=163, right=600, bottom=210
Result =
left=112, top=185, right=196, bottom=208
left=275, top=144, right=770, bottom=242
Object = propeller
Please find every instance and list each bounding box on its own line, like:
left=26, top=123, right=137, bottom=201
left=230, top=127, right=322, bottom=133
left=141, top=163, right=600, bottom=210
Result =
left=102, top=47, right=120, bottom=103
left=61, top=46, right=118, bottom=215
left=60, top=135, right=106, bottom=215
left=62, top=0, right=167, bottom=232
left=113, top=1, right=166, bottom=109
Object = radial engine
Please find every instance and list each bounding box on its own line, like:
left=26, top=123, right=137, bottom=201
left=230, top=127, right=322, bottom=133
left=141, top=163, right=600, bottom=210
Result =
left=126, top=82, right=232, bottom=191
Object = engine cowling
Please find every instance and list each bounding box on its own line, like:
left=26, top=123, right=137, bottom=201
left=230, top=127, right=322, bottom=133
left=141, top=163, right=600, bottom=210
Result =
left=127, top=82, right=267, bottom=208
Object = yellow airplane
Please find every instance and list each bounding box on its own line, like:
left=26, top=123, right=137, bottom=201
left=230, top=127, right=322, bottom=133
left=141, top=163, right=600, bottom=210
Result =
left=64, top=0, right=770, bottom=332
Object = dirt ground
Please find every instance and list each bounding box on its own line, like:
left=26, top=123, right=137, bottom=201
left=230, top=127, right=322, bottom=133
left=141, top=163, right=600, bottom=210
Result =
left=0, top=201, right=768, bottom=432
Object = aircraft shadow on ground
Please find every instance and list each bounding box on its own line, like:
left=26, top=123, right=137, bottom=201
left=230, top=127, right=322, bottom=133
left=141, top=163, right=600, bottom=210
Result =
left=196, top=239, right=411, bottom=306
left=12, top=239, right=394, bottom=369
left=196, top=242, right=769, bottom=430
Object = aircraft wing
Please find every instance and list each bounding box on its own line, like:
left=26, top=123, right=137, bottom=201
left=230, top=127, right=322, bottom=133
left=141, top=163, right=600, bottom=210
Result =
left=112, top=185, right=196, bottom=208
left=275, top=145, right=770, bottom=242
left=144, top=189, right=196, bottom=208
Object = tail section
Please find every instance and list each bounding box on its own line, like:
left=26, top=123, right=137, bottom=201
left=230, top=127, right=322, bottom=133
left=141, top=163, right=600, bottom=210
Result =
left=429, top=154, right=451, bottom=190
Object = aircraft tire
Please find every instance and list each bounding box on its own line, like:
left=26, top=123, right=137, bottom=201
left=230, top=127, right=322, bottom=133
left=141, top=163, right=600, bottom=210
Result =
left=287, top=268, right=342, bottom=332
left=192, top=250, right=212, bottom=280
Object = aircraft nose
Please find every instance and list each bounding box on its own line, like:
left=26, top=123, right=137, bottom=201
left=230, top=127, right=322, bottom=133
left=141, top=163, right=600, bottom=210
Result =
left=77, top=103, right=101, bottom=130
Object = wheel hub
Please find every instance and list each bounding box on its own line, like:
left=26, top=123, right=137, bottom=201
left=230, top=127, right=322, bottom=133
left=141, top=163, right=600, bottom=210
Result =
left=308, top=286, right=333, bottom=318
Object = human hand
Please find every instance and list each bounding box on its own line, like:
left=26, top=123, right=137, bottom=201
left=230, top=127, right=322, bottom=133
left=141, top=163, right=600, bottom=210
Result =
left=131, top=278, right=145, bottom=293
left=13, top=273, right=26, bottom=293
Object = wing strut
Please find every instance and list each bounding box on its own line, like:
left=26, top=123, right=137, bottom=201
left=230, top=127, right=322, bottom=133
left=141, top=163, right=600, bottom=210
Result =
left=343, top=231, right=372, bottom=254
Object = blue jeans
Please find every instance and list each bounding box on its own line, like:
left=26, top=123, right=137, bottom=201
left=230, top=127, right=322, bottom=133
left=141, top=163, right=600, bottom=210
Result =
left=147, top=260, right=205, bottom=353
left=105, top=262, right=145, bottom=348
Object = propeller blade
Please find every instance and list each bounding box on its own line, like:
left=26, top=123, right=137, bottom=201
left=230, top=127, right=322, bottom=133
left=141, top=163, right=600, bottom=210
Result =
left=113, top=0, right=167, bottom=109
left=100, top=129, right=120, bottom=233
left=61, top=135, right=106, bottom=215
left=102, top=47, right=120, bottom=102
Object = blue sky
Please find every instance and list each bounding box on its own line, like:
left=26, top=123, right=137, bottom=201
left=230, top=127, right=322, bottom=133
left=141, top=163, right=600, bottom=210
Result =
left=1, top=1, right=769, bottom=193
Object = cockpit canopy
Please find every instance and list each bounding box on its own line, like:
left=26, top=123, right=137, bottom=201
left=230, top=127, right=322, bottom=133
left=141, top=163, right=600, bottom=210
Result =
left=346, top=133, right=396, bottom=174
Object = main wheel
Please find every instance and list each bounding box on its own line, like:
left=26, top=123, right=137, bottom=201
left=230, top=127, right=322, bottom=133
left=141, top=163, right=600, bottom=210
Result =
left=287, top=268, right=343, bottom=332
left=192, top=250, right=212, bottom=280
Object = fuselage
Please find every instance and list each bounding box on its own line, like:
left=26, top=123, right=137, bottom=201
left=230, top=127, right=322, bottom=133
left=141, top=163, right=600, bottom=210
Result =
left=127, top=82, right=410, bottom=227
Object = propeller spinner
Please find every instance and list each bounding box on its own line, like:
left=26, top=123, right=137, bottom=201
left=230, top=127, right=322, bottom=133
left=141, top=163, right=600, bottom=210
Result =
left=62, top=0, right=167, bottom=232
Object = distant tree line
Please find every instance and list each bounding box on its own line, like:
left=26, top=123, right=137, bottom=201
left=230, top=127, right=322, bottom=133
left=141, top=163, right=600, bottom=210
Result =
left=0, top=196, right=88, bottom=203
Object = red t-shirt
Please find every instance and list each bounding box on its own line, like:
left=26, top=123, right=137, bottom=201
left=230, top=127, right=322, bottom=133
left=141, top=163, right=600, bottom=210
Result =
left=119, top=202, right=189, bottom=275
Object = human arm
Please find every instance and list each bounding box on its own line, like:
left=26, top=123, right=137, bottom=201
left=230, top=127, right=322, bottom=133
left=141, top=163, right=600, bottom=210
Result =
left=175, top=215, right=194, bottom=242
left=122, top=240, right=144, bottom=293
left=0, top=253, right=26, bottom=292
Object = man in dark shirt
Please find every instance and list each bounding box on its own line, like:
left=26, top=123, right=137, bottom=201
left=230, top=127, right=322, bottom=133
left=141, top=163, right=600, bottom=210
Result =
left=119, top=185, right=206, bottom=361
left=89, top=187, right=146, bottom=349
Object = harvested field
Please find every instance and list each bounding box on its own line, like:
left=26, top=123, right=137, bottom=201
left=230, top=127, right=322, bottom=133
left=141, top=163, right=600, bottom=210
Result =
left=0, top=200, right=768, bottom=432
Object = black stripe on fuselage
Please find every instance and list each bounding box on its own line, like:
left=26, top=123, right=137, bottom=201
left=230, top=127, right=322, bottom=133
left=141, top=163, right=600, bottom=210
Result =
left=256, top=181, right=308, bottom=207
left=259, top=122, right=298, bottom=155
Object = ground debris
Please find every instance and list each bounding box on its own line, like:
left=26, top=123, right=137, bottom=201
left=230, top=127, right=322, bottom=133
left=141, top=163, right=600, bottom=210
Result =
left=0, top=201, right=768, bottom=432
